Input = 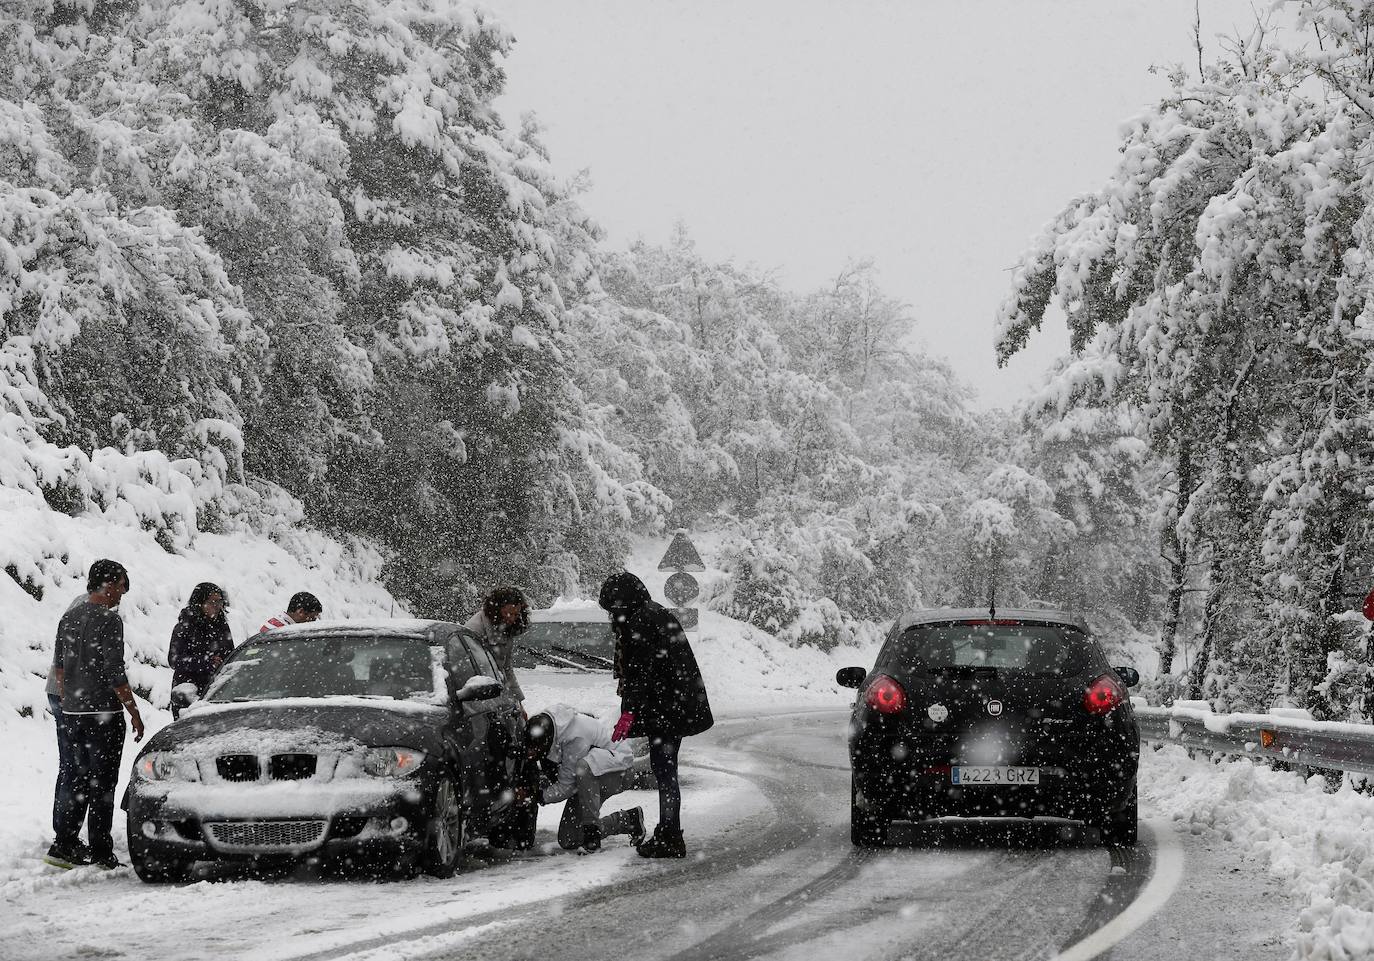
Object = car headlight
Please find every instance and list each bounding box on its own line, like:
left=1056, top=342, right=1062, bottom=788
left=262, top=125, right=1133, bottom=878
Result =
left=138, top=752, right=200, bottom=782
left=362, top=747, right=425, bottom=778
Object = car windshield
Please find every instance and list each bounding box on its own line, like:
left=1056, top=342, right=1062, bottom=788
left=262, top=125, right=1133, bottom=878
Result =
left=886, top=623, right=1092, bottom=678
left=205, top=634, right=440, bottom=703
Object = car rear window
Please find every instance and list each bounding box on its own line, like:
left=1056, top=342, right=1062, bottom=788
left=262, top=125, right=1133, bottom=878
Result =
left=883, top=622, right=1094, bottom=678
left=521, top=621, right=615, bottom=658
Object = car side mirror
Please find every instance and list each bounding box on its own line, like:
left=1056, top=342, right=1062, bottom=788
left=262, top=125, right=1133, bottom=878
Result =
left=836, top=667, right=867, bottom=689
left=170, top=682, right=201, bottom=711
left=453, top=675, right=504, bottom=704
left=1114, top=666, right=1141, bottom=688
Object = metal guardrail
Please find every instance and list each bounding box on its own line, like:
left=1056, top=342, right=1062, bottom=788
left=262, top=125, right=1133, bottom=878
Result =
left=1135, top=700, right=1374, bottom=779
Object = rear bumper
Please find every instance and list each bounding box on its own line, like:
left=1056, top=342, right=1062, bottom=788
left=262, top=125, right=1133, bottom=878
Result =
left=851, top=720, right=1138, bottom=823
left=854, top=767, right=1136, bottom=823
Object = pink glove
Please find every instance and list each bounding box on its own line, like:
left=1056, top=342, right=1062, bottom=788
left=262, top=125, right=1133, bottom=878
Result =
left=611, top=711, right=635, bottom=741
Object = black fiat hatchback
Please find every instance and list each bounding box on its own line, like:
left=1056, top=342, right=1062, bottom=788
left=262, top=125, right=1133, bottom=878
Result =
left=837, top=608, right=1140, bottom=848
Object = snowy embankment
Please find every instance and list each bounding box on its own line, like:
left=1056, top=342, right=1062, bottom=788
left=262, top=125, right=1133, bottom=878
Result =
left=1141, top=743, right=1374, bottom=961
left=0, top=472, right=404, bottom=886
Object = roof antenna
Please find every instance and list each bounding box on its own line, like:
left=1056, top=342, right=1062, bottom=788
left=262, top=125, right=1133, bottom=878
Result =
left=989, top=586, right=996, bottom=621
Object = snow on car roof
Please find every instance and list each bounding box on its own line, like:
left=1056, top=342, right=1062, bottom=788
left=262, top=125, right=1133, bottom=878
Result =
left=255, top=618, right=458, bottom=639
left=897, top=608, right=1088, bottom=631
left=530, top=603, right=607, bottom=623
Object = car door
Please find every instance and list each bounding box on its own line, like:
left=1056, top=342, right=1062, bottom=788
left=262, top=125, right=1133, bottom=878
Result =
left=440, top=631, right=494, bottom=824
left=462, top=634, right=523, bottom=799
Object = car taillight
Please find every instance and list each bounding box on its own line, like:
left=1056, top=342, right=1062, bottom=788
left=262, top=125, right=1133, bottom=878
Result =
left=1083, top=674, right=1126, bottom=716
left=864, top=674, right=907, bottom=715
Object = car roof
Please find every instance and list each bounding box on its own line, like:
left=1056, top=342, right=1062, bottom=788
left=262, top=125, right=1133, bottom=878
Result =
left=529, top=605, right=608, bottom=623
left=248, top=618, right=463, bottom=642
left=895, top=608, right=1089, bottom=632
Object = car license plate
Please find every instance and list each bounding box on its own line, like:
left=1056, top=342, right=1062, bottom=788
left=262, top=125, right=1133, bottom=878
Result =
left=951, top=766, right=1040, bottom=785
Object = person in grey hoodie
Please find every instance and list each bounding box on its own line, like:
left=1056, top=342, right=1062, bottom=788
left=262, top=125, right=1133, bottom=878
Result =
left=465, top=586, right=530, bottom=705
left=48, top=559, right=145, bottom=870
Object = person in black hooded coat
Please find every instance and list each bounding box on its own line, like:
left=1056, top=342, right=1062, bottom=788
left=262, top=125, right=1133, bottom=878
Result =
left=599, top=571, right=712, bottom=858
left=168, top=583, right=234, bottom=716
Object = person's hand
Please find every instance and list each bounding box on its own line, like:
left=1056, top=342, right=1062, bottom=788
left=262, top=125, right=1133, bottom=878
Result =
left=130, top=710, right=145, bottom=743
left=611, top=711, right=634, bottom=742
left=210, top=655, right=223, bottom=669
left=513, top=786, right=534, bottom=806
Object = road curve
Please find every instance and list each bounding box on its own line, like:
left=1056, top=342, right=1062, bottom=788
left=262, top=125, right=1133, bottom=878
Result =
left=313, top=709, right=1292, bottom=961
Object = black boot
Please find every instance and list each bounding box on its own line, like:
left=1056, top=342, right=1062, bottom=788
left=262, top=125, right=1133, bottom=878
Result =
left=627, top=807, right=647, bottom=846
left=578, top=823, right=603, bottom=855
left=636, top=825, right=686, bottom=859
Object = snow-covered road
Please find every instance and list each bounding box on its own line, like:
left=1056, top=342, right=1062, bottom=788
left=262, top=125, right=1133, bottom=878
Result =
left=2, top=707, right=1297, bottom=961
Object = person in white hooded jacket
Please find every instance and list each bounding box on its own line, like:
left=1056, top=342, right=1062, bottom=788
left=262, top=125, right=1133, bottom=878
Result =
left=523, top=703, right=649, bottom=853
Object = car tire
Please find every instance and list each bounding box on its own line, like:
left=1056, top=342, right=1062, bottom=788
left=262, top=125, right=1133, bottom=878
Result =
left=850, top=780, right=889, bottom=848
left=1098, top=786, right=1138, bottom=847
left=131, top=849, right=192, bottom=884
left=423, top=777, right=468, bottom=877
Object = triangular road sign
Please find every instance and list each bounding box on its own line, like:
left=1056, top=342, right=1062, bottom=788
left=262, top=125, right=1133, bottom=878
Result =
left=658, top=530, right=705, bottom=572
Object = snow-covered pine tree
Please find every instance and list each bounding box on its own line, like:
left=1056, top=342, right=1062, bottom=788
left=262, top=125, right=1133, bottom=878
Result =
left=120, top=0, right=659, bottom=612
left=997, top=10, right=1374, bottom=713
left=1, top=3, right=264, bottom=539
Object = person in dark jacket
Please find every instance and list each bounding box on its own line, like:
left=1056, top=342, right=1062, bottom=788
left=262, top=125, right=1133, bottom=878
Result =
left=49, top=559, right=145, bottom=870
left=599, top=571, right=712, bottom=859
left=168, top=583, right=234, bottom=716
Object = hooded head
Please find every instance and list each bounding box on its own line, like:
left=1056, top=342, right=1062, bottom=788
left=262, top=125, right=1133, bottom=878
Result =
left=525, top=712, right=555, bottom=759
left=598, top=572, right=651, bottom=617
left=525, top=703, right=577, bottom=759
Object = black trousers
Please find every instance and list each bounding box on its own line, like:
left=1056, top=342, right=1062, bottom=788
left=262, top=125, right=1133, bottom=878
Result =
left=49, top=695, right=76, bottom=834
left=649, top=736, right=683, bottom=833
left=54, top=712, right=125, bottom=857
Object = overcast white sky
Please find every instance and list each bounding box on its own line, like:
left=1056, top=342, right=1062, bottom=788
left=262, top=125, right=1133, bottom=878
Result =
left=481, top=0, right=1266, bottom=409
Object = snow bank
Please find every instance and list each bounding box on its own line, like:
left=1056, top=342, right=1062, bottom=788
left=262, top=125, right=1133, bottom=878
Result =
left=0, top=447, right=407, bottom=884
left=0, top=481, right=402, bottom=719
left=1142, top=744, right=1374, bottom=960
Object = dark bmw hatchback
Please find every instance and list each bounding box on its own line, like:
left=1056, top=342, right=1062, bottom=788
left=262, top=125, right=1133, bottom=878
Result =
left=838, top=608, right=1140, bottom=848
left=126, top=620, right=528, bottom=882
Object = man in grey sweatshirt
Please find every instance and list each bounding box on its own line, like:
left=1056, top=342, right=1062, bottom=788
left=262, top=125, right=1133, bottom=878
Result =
left=47, top=560, right=145, bottom=870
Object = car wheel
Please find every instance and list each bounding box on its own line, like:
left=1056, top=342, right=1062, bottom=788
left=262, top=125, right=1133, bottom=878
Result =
left=131, top=849, right=192, bottom=884
left=424, top=777, right=468, bottom=877
left=851, top=780, right=889, bottom=848
left=1098, top=786, right=1138, bottom=847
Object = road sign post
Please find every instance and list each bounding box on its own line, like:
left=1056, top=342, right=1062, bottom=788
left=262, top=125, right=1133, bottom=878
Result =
left=658, top=528, right=704, bottom=632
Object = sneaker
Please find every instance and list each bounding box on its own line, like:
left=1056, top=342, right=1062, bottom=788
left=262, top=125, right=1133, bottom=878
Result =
left=90, top=851, right=124, bottom=870
left=627, top=807, right=647, bottom=846
left=578, top=823, right=603, bottom=855
left=43, top=842, right=90, bottom=870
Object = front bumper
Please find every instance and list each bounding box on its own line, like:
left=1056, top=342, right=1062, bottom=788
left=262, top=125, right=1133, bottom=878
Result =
left=127, top=778, right=431, bottom=865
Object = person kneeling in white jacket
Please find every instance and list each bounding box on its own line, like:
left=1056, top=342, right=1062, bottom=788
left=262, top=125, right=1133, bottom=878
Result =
left=524, top=703, right=650, bottom=853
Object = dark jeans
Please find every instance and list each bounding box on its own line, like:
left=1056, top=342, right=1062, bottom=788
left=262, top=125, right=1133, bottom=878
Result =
left=649, top=736, right=683, bottom=833
left=49, top=694, right=76, bottom=835
left=54, top=712, right=126, bottom=857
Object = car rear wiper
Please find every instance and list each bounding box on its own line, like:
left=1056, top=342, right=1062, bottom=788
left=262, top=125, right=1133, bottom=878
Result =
left=521, top=647, right=601, bottom=673
left=549, top=645, right=613, bottom=671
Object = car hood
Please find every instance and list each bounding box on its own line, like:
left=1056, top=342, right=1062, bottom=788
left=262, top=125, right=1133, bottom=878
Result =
left=141, top=700, right=446, bottom=759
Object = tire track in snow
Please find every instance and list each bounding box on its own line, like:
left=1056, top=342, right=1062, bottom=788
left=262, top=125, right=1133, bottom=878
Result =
left=296, top=713, right=848, bottom=961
